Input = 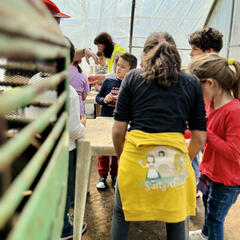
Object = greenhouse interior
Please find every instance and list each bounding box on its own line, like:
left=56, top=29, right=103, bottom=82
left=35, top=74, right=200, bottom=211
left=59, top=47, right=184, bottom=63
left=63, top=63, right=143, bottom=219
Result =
left=0, top=0, right=239, bottom=240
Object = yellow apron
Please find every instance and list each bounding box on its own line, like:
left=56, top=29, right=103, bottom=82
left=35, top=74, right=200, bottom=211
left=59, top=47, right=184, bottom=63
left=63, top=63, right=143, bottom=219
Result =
left=118, top=130, right=196, bottom=222
left=106, top=44, right=126, bottom=73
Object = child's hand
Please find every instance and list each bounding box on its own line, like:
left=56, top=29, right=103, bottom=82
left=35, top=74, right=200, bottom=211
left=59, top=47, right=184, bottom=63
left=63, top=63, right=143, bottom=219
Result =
left=80, top=114, right=86, bottom=126
left=95, top=84, right=101, bottom=91
left=104, top=93, right=114, bottom=104
left=88, top=75, right=99, bottom=85
left=88, top=75, right=105, bottom=85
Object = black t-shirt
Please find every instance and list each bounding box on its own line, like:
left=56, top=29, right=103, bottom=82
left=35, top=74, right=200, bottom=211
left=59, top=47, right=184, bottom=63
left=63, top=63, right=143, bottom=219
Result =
left=114, top=68, right=207, bottom=133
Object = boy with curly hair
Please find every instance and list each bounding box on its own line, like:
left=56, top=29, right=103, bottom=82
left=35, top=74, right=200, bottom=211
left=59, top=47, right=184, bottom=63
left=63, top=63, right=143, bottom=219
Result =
left=189, top=27, right=223, bottom=57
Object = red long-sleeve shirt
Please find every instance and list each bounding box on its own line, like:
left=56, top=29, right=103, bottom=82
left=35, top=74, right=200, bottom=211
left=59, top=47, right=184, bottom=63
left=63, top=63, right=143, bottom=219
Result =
left=200, top=99, right=240, bottom=185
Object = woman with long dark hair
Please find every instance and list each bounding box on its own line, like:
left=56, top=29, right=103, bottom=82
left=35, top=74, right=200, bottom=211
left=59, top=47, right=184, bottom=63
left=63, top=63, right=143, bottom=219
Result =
left=111, top=32, right=207, bottom=240
left=89, top=32, right=127, bottom=87
left=94, top=32, right=126, bottom=73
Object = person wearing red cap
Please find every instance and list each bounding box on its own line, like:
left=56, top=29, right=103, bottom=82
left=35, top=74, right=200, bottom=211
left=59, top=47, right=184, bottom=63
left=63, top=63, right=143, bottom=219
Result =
left=43, top=0, right=70, bottom=24
left=41, top=1, right=97, bottom=239
left=43, top=0, right=98, bottom=64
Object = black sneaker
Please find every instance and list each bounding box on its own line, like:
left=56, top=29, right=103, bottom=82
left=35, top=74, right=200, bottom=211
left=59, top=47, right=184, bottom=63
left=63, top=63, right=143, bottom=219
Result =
left=81, top=222, right=87, bottom=235
left=61, top=222, right=87, bottom=239
left=61, top=227, right=73, bottom=240
left=111, top=176, right=117, bottom=188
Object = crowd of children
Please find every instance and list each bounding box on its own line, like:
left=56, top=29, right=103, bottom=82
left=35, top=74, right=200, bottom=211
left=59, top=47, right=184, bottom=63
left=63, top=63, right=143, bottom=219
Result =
left=39, top=1, right=240, bottom=240
left=90, top=30, right=239, bottom=240
left=68, top=29, right=239, bottom=240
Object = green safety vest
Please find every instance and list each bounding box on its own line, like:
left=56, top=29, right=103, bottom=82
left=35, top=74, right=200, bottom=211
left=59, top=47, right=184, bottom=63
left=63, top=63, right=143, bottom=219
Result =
left=107, top=44, right=126, bottom=73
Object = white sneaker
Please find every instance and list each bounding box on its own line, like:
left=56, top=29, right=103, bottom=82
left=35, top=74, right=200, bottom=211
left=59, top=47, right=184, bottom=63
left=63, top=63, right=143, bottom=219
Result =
left=96, top=177, right=107, bottom=190
left=196, top=191, right=201, bottom=198
left=189, top=230, right=208, bottom=240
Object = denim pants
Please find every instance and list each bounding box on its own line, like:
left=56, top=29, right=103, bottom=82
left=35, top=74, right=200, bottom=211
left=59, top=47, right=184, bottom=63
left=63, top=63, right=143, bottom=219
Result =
left=62, top=149, right=77, bottom=234
left=201, top=181, right=240, bottom=240
left=112, top=184, right=186, bottom=240
left=191, top=153, right=200, bottom=184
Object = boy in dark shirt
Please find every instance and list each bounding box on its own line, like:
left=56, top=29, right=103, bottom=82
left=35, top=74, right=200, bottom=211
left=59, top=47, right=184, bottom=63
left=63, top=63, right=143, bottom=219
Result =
left=95, top=53, right=137, bottom=189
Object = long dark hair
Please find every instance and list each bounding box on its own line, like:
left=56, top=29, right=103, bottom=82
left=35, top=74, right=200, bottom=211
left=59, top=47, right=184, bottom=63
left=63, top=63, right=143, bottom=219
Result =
left=65, top=36, right=75, bottom=62
left=141, top=32, right=181, bottom=87
left=73, top=61, right=82, bottom=73
left=94, top=32, right=114, bottom=58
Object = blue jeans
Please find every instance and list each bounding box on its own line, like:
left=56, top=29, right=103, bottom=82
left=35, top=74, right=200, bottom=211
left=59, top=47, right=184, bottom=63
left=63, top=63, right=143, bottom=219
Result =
left=62, top=149, right=77, bottom=234
left=112, top=184, right=186, bottom=240
left=191, top=153, right=200, bottom=184
left=201, top=181, right=240, bottom=240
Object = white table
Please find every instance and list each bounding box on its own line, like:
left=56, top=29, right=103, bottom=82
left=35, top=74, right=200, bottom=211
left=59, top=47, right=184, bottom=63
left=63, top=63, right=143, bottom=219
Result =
left=84, top=91, right=101, bottom=117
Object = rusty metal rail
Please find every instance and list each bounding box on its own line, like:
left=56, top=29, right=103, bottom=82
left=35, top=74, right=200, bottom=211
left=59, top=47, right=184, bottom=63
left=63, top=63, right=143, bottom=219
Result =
left=0, top=0, right=71, bottom=239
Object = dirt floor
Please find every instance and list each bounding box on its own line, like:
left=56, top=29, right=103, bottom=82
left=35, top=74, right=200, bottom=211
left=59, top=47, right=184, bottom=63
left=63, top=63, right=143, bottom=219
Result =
left=81, top=158, right=240, bottom=240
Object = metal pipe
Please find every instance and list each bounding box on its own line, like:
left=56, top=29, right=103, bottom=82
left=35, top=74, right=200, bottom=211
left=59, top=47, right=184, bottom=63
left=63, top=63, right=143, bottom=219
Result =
left=7, top=130, right=69, bottom=240
left=0, top=91, right=67, bottom=170
left=228, top=44, right=240, bottom=48
left=0, top=70, right=67, bottom=115
left=130, top=45, right=192, bottom=51
left=227, top=0, right=235, bottom=58
left=129, top=0, right=136, bottom=53
left=0, top=112, right=67, bottom=229
left=203, top=0, right=218, bottom=28
left=0, top=60, right=57, bottom=73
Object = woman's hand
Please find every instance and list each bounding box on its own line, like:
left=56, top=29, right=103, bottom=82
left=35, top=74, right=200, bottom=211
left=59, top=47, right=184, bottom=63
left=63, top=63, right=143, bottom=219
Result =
left=85, top=48, right=99, bottom=65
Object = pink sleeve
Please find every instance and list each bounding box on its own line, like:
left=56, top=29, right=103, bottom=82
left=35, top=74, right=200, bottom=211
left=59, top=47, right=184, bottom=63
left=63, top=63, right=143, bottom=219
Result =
left=207, top=110, right=240, bottom=161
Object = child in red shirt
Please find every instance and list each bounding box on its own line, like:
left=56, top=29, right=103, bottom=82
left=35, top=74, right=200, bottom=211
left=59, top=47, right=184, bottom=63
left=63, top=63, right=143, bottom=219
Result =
left=189, top=53, right=240, bottom=240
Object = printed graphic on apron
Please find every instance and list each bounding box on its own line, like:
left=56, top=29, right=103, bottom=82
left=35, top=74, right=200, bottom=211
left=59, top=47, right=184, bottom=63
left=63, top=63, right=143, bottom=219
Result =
left=138, top=146, right=188, bottom=191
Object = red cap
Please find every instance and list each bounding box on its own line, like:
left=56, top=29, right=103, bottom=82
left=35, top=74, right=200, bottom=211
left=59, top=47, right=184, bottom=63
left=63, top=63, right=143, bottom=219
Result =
left=43, top=0, right=71, bottom=18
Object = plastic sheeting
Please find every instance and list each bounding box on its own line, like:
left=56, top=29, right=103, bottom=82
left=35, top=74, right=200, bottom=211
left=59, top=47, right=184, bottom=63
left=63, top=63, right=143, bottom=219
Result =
left=57, top=0, right=239, bottom=68
left=228, top=0, right=240, bottom=59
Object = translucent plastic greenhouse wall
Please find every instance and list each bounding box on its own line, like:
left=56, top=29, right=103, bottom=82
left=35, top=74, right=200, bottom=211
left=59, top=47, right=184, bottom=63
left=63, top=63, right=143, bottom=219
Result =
left=130, top=0, right=211, bottom=66
left=206, top=0, right=240, bottom=60
left=58, top=0, right=239, bottom=69
left=229, top=0, right=240, bottom=59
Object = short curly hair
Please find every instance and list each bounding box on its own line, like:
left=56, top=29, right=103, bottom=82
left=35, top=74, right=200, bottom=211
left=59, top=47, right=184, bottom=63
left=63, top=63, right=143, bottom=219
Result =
left=189, top=27, right=223, bottom=52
